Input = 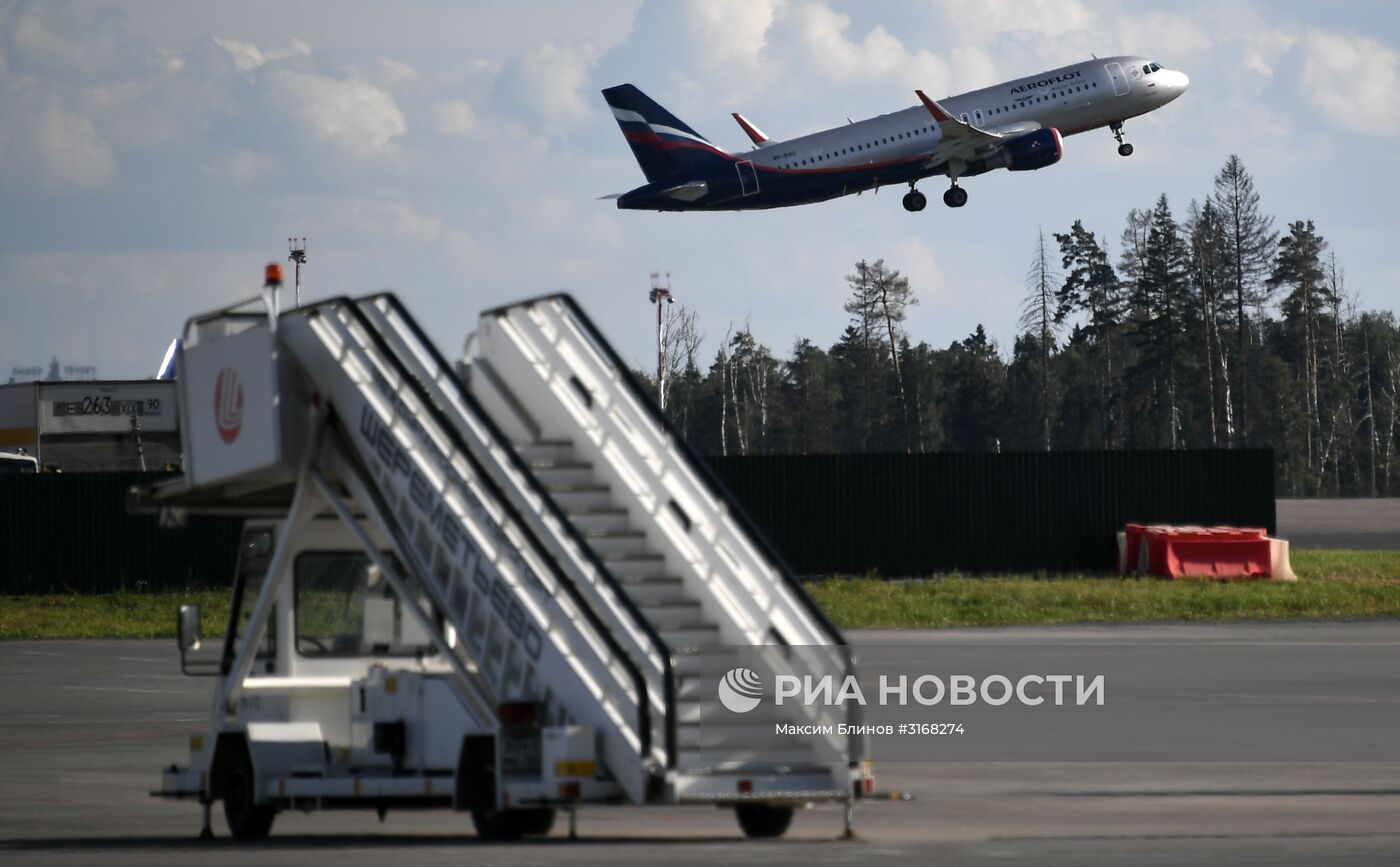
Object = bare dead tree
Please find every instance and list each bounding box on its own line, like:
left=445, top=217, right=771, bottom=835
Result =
left=1021, top=228, right=1060, bottom=450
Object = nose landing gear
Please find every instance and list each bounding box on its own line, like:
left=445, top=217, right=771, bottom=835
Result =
left=1111, top=121, right=1134, bottom=157
left=901, top=187, right=927, bottom=212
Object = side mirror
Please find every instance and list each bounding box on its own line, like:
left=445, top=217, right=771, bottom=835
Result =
left=178, top=604, right=203, bottom=653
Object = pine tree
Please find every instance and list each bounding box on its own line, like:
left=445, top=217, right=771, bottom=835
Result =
left=943, top=326, right=1007, bottom=451
left=783, top=338, right=839, bottom=454
left=1269, top=219, right=1328, bottom=488
left=1054, top=220, right=1124, bottom=446
left=1121, top=197, right=1192, bottom=447
left=1212, top=155, right=1277, bottom=444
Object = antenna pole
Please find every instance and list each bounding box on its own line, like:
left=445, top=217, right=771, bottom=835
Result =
left=288, top=237, right=307, bottom=308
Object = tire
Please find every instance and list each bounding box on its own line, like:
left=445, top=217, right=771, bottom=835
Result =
left=220, top=744, right=275, bottom=839
left=735, top=804, right=794, bottom=839
left=472, top=807, right=554, bottom=840
left=1118, top=143, right=1134, bottom=157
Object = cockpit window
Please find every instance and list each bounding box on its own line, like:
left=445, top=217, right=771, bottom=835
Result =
left=1147, top=63, right=1161, bottom=73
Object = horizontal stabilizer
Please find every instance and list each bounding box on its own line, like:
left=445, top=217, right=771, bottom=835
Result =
left=659, top=180, right=708, bottom=202
left=731, top=113, right=769, bottom=145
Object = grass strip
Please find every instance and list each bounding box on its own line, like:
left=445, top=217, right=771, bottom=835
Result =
left=2, top=550, right=1397, bottom=639
left=807, top=549, right=1400, bottom=629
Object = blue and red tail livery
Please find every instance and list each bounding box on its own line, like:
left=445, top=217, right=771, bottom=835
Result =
left=602, top=57, right=1187, bottom=212
left=602, top=84, right=729, bottom=183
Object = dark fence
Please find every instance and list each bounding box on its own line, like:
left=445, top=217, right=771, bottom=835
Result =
left=1, top=452, right=1274, bottom=593
left=0, top=473, right=243, bottom=595
left=705, top=450, right=1276, bottom=576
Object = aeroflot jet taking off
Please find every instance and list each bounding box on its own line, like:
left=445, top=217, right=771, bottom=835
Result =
left=603, top=56, right=1188, bottom=212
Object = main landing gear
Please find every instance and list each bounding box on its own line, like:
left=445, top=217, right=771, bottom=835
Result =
left=903, top=179, right=966, bottom=212
left=1111, top=121, right=1134, bottom=157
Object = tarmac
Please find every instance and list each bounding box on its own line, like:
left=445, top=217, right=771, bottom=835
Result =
left=4, top=623, right=1400, bottom=866
left=1276, top=497, right=1400, bottom=549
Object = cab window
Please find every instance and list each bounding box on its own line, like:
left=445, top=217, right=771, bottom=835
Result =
left=294, top=552, right=437, bottom=657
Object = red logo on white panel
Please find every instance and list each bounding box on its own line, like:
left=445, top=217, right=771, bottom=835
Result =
left=214, top=367, right=245, bottom=444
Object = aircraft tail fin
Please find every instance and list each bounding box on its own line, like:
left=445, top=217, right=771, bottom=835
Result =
left=602, top=84, right=726, bottom=182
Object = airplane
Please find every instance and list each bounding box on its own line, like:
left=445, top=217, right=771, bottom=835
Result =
left=602, top=56, right=1188, bottom=212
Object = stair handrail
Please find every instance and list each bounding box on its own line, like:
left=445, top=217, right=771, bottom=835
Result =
left=362, top=292, right=679, bottom=771
left=299, top=298, right=657, bottom=772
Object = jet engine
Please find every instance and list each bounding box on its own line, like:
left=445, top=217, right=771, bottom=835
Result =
left=1000, top=128, right=1063, bottom=171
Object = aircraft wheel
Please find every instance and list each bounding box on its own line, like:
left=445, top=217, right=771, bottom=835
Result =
left=1118, top=143, right=1134, bottom=157
left=902, top=190, right=927, bottom=212
left=943, top=187, right=968, bottom=208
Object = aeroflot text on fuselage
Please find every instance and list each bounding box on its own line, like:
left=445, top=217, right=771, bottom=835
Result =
left=602, top=55, right=1188, bottom=213
left=773, top=674, right=1106, bottom=707
left=1008, top=69, right=1084, bottom=94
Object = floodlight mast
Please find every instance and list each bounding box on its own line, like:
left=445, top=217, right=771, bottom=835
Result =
left=288, top=237, right=307, bottom=308
left=649, top=272, right=673, bottom=410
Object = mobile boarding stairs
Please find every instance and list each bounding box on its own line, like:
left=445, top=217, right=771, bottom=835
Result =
left=143, top=280, right=867, bottom=839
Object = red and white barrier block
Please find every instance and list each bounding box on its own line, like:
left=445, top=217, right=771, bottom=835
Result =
left=1117, top=523, right=1296, bottom=581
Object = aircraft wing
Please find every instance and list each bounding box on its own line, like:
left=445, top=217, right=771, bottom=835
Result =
left=915, top=90, right=1006, bottom=163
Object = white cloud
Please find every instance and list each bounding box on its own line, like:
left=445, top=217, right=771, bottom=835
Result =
left=682, top=0, right=783, bottom=75
left=1240, top=30, right=1298, bottom=79
left=211, top=36, right=311, bottom=72
left=377, top=56, right=419, bottom=85
left=774, top=3, right=951, bottom=90
left=1302, top=30, right=1400, bottom=136
left=332, top=200, right=444, bottom=245
left=202, top=150, right=278, bottom=185
left=35, top=105, right=115, bottom=190
left=269, top=69, right=407, bottom=157
left=1111, top=13, right=1213, bottom=61
left=434, top=100, right=477, bottom=138
left=495, top=41, right=602, bottom=129
left=932, top=0, right=1094, bottom=43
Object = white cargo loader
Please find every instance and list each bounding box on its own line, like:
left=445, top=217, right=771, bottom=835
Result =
left=141, top=269, right=868, bottom=842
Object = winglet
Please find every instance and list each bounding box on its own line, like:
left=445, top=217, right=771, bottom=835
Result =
left=731, top=112, right=769, bottom=144
left=915, top=90, right=952, bottom=123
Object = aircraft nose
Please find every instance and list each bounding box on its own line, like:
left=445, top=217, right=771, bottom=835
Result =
left=1165, top=69, right=1190, bottom=92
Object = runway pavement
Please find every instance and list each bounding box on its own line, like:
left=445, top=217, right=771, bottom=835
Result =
left=1277, top=497, right=1400, bottom=549
left=3, top=625, right=1400, bottom=866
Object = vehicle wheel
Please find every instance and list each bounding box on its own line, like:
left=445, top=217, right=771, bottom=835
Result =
left=516, top=808, right=556, bottom=837
left=1118, top=143, right=1134, bottom=157
left=472, top=807, right=554, bottom=840
left=220, top=745, right=275, bottom=839
left=902, top=190, right=926, bottom=212
left=943, top=186, right=967, bottom=208
left=735, top=804, right=794, bottom=838
left=471, top=806, right=522, bottom=841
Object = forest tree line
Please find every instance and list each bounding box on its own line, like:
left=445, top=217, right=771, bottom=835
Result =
left=645, top=156, right=1400, bottom=497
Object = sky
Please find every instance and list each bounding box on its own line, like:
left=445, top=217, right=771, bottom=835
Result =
left=2, top=0, right=1399, bottom=379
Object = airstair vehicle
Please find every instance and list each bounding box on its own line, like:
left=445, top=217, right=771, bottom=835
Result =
left=143, top=268, right=868, bottom=841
